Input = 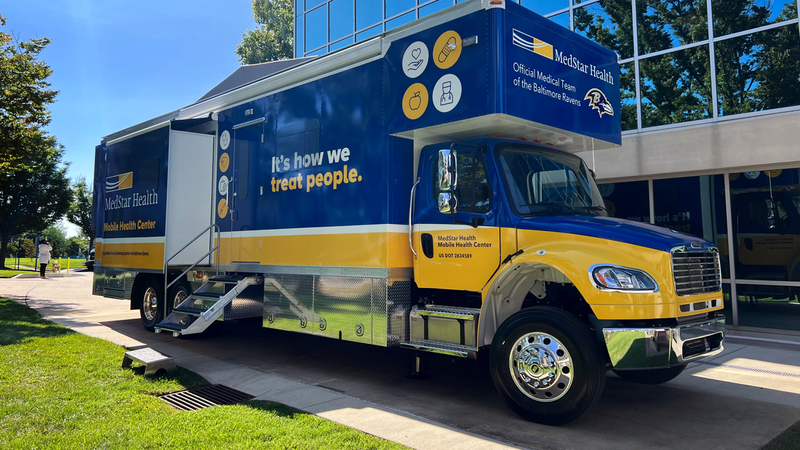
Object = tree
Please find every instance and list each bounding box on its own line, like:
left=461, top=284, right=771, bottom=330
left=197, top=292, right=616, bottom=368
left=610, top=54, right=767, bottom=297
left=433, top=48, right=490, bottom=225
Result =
left=236, top=0, right=294, bottom=65
left=0, top=16, right=71, bottom=268
left=0, top=14, right=58, bottom=176
left=42, top=225, right=68, bottom=258
left=0, top=133, right=72, bottom=268
left=66, top=176, right=95, bottom=250
left=7, top=237, right=34, bottom=258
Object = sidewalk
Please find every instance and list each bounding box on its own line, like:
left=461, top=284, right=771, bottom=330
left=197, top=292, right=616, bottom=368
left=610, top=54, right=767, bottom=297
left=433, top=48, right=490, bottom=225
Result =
left=3, top=272, right=800, bottom=450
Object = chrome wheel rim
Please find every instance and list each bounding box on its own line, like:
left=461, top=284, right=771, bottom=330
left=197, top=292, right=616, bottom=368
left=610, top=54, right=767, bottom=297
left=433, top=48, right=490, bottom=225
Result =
left=142, top=287, right=158, bottom=321
left=509, top=332, right=574, bottom=402
left=173, top=288, right=187, bottom=309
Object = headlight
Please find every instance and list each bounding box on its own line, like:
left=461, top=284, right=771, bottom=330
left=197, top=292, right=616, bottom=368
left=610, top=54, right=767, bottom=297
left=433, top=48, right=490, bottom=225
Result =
left=591, top=265, right=658, bottom=291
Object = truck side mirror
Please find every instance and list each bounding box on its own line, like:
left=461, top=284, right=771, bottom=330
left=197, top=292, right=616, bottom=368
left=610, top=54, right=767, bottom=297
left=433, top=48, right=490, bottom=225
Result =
left=437, top=149, right=457, bottom=213
left=437, top=149, right=457, bottom=191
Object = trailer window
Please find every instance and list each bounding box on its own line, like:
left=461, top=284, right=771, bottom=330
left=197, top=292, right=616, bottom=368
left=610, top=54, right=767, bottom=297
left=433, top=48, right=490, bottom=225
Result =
left=433, top=150, right=491, bottom=213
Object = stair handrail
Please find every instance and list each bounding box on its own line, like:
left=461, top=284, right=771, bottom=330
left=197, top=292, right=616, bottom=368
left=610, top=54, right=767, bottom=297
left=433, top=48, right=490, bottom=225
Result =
left=164, top=224, right=221, bottom=305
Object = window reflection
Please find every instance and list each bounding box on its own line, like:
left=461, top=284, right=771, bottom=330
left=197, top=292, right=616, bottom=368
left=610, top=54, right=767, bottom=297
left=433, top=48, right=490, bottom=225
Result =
left=356, top=0, right=382, bottom=30
left=713, top=0, right=798, bottom=37
left=519, top=0, right=568, bottom=16
left=730, top=169, right=800, bottom=283
left=330, top=0, right=354, bottom=42
left=620, top=63, right=637, bottom=130
left=597, top=180, right=650, bottom=223
left=637, top=0, right=708, bottom=55
left=716, top=24, right=800, bottom=117
left=420, top=0, right=451, bottom=17
left=548, top=12, right=570, bottom=29
left=387, top=0, right=416, bottom=19
left=573, top=0, right=634, bottom=60
left=305, top=5, right=328, bottom=52
left=639, top=45, right=712, bottom=127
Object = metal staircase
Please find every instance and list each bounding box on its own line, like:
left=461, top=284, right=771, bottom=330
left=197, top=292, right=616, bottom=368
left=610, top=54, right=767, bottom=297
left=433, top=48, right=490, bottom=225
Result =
left=155, top=275, right=263, bottom=337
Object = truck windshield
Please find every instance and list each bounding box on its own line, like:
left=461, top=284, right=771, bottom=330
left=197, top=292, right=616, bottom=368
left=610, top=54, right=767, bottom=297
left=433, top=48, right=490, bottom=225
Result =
left=496, top=144, right=607, bottom=217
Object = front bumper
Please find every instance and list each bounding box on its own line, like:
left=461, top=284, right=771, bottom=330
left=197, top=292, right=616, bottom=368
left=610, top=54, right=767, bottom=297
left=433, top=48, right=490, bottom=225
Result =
left=603, top=316, right=724, bottom=370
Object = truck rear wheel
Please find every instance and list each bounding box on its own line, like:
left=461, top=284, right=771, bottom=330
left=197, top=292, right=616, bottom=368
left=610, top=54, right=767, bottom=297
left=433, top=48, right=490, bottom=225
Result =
left=489, top=307, right=606, bottom=425
left=614, top=364, right=687, bottom=385
left=139, top=277, right=163, bottom=332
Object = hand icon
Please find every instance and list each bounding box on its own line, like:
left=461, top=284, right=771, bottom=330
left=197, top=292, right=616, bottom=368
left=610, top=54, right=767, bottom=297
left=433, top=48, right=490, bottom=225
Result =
left=407, top=59, right=424, bottom=71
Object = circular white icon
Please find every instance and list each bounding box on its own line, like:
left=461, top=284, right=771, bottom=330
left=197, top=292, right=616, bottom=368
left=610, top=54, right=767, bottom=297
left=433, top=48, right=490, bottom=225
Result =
left=743, top=171, right=760, bottom=180
left=402, top=41, right=429, bottom=79
left=220, top=130, right=231, bottom=150
left=218, top=175, right=229, bottom=196
left=432, top=74, right=462, bottom=113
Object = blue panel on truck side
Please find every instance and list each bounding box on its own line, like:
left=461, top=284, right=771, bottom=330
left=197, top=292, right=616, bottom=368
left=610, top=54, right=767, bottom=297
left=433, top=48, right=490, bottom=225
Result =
left=102, top=127, right=169, bottom=238
left=384, top=11, right=493, bottom=134
left=215, top=59, right=389, bottom=232
left=502, top=3, right=621, bottom=145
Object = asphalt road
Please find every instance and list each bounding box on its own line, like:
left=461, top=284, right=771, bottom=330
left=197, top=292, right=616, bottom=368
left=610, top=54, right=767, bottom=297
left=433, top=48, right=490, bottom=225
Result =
left=4, top=272, right=800, bottom=450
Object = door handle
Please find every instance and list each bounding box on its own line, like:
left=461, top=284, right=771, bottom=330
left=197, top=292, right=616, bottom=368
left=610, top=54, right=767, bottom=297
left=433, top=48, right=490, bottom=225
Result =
left=421, top=233, right=434, bottom=259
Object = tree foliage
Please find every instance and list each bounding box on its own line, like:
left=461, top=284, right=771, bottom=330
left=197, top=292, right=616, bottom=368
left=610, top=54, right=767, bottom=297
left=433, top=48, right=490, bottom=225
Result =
left=236, top=0, right=294, bottom=65
left=42, top=225, right=68, bottom=258
left=66, top=176, right=95, bottom=249
left=7, top=237, right=34, bottom=258
left=0, top=15, right=72, bottom=268
left=574, top=0, right=800, bottom=128
left=0, top=14, right=58, bottom=175
left=0, top=134, right=72, bottom=266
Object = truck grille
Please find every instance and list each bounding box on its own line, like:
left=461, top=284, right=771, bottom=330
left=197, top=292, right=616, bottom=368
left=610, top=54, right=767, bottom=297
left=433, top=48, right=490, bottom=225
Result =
left=672, top=250, right=721, bottom=297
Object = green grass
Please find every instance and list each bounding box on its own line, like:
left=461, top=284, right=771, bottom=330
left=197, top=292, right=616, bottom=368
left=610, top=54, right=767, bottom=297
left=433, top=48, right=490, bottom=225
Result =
left=763, top=420, right=800, bottom=449
left=0, top=269, right=35, bottom=278
left=0, top=298, right=406, bottom=449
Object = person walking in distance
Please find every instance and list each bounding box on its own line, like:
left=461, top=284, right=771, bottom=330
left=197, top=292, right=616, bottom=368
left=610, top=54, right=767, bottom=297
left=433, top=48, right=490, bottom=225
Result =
left=38, top=239, right=52, bottom=279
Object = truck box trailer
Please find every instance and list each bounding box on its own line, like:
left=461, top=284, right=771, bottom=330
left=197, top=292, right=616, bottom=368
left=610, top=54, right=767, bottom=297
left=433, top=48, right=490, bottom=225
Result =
left=92, top=0, right=724, bottom=424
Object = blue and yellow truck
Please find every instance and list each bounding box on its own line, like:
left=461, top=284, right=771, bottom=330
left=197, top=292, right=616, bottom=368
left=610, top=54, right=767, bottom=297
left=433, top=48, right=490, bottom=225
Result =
left=92, top=0, right=724, bottom=424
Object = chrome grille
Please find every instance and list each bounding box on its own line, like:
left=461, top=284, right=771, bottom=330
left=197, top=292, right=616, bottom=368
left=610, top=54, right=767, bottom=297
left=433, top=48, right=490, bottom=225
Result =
left=672, top=249, right=721, bottom=297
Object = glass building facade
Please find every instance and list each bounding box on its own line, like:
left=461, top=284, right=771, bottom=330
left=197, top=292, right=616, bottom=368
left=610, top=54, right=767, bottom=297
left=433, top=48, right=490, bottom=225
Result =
left=293, top=1, right=800, bottom=333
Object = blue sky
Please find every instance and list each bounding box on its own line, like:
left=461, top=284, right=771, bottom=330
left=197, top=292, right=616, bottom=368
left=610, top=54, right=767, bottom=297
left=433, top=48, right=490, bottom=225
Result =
left=4, top=0, right=254, bottom=183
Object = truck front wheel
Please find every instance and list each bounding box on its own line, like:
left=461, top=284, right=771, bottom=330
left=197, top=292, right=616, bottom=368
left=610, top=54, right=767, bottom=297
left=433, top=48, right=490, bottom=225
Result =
left=489, top=307, right=606, bottom=425
left=139, top=278, right=163, bottom=332
left=614, top=364, right=687, bottom=385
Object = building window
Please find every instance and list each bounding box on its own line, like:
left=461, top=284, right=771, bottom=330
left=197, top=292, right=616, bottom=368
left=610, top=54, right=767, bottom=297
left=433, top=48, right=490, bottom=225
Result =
left=639, top=45, right=712, bottom=127
left=712, top=0, right=798, bottom=38
left=573, top=0, right=634, bottom=60
left=715, top=24, right=800, bottom=117
left=305, top=5, right=328, bottom=52
left=636, top=0, right=708, bottom=55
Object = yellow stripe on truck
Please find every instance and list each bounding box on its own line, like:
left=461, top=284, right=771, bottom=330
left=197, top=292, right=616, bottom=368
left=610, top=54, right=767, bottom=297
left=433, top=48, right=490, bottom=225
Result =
left=218, top=232, right=413, bottom=268
left=99, top=242, right=165, bottom=271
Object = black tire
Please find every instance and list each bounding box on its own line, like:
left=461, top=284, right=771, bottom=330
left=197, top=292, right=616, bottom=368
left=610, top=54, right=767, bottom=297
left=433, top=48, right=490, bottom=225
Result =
left=139, top=277, right=163, bottom=332
left=168, top=283, right=190, bottom=313
left=614, top=364, right=687, bottom=385
left=86, top=261, right=94, bottom=272
left=490, top=307, right=606, bottom=425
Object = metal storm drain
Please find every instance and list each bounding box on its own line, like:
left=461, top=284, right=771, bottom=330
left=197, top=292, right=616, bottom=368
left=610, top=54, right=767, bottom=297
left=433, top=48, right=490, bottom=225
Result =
left=159, top=384, right=254, bottom=411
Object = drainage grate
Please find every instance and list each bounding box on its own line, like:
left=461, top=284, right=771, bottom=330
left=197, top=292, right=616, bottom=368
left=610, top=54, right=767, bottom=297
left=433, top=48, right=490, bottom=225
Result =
left=159, top=384, right=254, bottom=411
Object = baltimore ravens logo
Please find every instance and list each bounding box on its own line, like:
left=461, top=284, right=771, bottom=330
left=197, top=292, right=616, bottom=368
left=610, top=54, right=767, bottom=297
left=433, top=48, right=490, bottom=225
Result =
left=584, top=88, right=614, bottom=118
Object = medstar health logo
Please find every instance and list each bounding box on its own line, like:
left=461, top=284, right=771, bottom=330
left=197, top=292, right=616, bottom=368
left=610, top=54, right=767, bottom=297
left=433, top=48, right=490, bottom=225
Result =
left=106, top=172, right=133, bottom=192
left=584, top=88, right=614, bottom=118
left=512, top=29, right=553, bottom=59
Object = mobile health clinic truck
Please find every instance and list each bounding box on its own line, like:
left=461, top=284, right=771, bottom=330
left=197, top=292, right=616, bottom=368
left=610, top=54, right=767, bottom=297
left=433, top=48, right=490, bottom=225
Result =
left=92, top=0, right=724, bottom=424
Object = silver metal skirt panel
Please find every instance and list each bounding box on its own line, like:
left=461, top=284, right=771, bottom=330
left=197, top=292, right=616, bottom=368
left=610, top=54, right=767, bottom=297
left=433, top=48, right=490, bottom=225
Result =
left=262, top=273, right=411, bottom=347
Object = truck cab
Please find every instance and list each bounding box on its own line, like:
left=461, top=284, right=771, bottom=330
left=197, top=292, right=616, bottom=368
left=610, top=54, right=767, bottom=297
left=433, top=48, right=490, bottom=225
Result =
left=410, top=138, right=723, bottom=424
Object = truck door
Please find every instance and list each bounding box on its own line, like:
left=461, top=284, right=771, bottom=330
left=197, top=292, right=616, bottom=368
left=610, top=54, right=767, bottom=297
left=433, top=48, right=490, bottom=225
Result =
left=413, top=145, right=501, bottom=291
left=228, top=119, right=263, bottom=263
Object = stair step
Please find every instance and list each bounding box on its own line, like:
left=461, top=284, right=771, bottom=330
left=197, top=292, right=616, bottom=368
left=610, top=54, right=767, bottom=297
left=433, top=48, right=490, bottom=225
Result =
left=173, top=306, right=206, bottom=315
left=155, top=322, right=188, bottom=332
left=191, top=292, right=224, bottom=300
left=416, top=305, right=480, bottom=320
left=400, top=340, right=476, bottom=358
